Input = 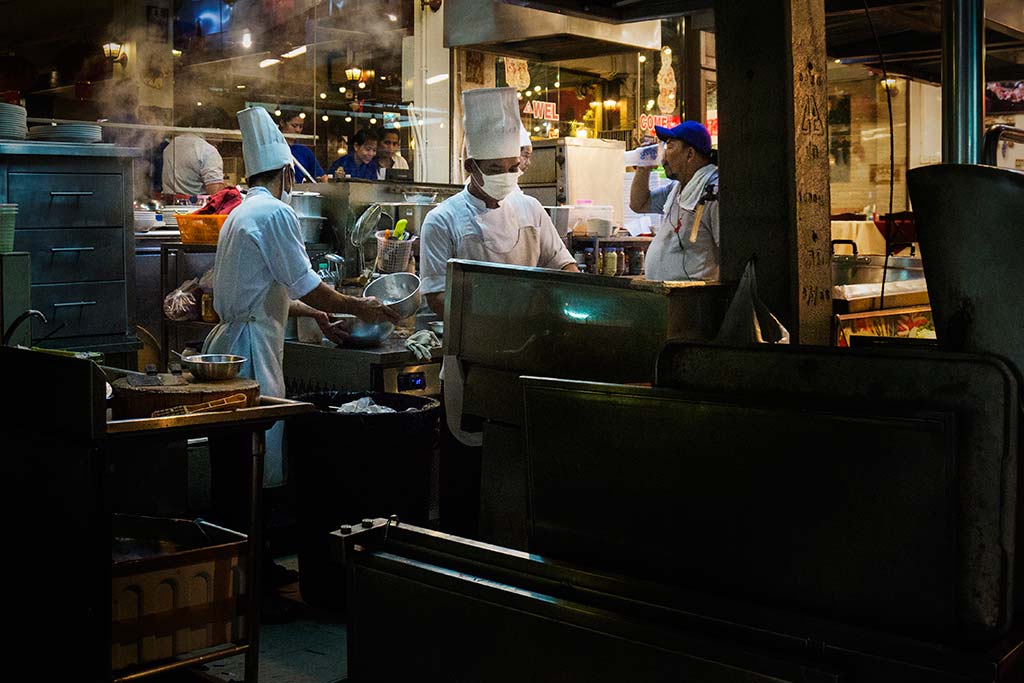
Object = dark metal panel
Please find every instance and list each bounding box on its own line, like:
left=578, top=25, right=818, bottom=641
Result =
left=522, top=377, right=960, bottom=640
left=14, top=228, right=125, bottom=284
left=654, top=342, right=1019, bottom=639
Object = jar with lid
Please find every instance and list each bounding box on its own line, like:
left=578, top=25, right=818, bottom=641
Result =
left=595, top=247, right=604, bottom=275
left=628, top=247, right=645, bottom=275
left=603, top=247, right=618, bottom=277
left=201, top=292, right=219, bottom=323
left=583, top=248, right=595, bottom=274
left=615, top=247, right=626, bottom=275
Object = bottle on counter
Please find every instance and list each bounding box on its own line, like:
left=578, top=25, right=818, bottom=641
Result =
left=628, top=247, right=645, bottom=275
left=573, top=250, right=585, bottom=269
left=201, top=292, right=219, bottom=323
left=583, top=248, right=595, bottom=274
left=603, top=247, right=618, bottom=277
left=595, top=247, right=604, bottom=275
left=616, top=247, right=626, bottom=275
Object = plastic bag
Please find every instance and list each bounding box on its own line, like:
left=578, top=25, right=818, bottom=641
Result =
left=714, top=261, right=791, bottom=344
left=198, top=268, right=215, bottom=293
left=163, top=277, right=201, bottom=322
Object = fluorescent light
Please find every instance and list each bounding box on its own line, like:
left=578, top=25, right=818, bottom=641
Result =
left=259, top=58, right=281, bottom=68
left=282, top=45, right=307, bottom=59
left=386, top=13, right=398, bottom=21
left=242, top=30, right=252, bottom=49
left=236, top=84, right=246, bottom=89
left=425, top=73, right=449, bottom=85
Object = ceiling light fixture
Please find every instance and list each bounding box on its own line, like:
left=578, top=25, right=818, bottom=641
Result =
left=339, top=86, right=346, bottom=93
left=172, top=49, right=182, bottom=57
left=386, top=13, right=398, bottom=21
left=236, top=84, right=246, bottom=89
left=259, top=58, right=281, bottom=68
left=274, top=108, right=282, bottom=116
left=554, top=80, right=560, bottom=88
left=299, top=112, right=306, bottom=119
left=282, top=45, right=307, bottom=59
left=320, top=92, right=327, bottom=99
left=322, top=115, right=329, bottom=122
left=369, top=117, right=377, bottom=124
left=638, top=54, right=646, bottom=63
left=345, top=116, right=352, bottom=122
left=358, top=82, right=366, bottom=89
left=242, top=30, right=252, bottom=49
left=425, top=73, right=449, bottom=85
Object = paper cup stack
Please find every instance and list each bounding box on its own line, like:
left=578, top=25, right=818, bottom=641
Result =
left=0, top=204, right=16, bottom=253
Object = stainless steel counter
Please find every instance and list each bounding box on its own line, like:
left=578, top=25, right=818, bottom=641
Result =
left=0, top=141, right=143, bottom=157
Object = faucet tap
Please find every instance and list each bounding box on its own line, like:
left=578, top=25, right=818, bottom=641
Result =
left=3, top=309, right=47, bottom=347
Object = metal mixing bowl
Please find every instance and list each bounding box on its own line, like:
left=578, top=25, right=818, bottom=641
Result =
left=363, top=272, right=422, bottom=319
left=181, top=354, right=247, bottom=381
left=328, top=314, right=395, bottom=348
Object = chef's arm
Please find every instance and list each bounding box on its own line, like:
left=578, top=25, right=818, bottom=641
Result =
left=288, top=300, right=321, bottom=319
left=299, top=282, right=401, bottom=323
left=562, top=262, right=580, bottom=273
left=629, top=167, right=653, bottom=214
left=204, top=181, right=228, bottom=195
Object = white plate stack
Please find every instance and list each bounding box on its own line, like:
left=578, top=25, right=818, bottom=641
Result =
left=160, top=206, right=198, bottom=229
left=0, top=103, right=28, bottom=140
left=133, top=210, right=159, bottom=232
left=27, top=123, right=103, bottom=143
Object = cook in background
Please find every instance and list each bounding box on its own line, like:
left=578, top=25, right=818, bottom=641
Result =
left=161, top=105, right=229, bottom=198
left=375, top=127, right=410, bottom=179
left=419, top=86, right=579, bottom=538
left=629, top=121, right=720, bottom=282
left=279, top=112, right=328, bottom=183
left=203, top=106, right=399, bottom=588
left=518, top=123, right=533, bottom=175
left=327, top=128, right=379, bottom=180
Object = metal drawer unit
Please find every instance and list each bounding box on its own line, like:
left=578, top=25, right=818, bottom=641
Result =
left=0, top=142, right=141, bottom=355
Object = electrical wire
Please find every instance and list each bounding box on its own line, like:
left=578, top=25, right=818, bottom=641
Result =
left=861, top=0, right=896, bottom=309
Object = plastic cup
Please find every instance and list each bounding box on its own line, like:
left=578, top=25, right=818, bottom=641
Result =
left=0, top=204, right=17, bottom=254
left=623, top=144, right=663, bottom=167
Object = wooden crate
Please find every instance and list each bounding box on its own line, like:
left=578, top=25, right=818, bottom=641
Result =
left=111, top=515, right=247, bottom=671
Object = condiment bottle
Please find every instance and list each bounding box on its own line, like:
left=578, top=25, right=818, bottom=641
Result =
left=583, top=248, right=595, bottom=274
left=616, top=247, right=626, bottom=275
left=595, top=247, right=604, bottom=275
left=201, top=292, right=219, bottom=323
left=603, top=247, right=618, bottom=276
left=629, top=248, right=645, bottom=275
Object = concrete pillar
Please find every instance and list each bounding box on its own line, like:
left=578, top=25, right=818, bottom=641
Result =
left=714, top=0, right=832, bottom=345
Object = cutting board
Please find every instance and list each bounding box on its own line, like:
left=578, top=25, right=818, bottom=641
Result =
left=111, top=377, right=260, bottom=419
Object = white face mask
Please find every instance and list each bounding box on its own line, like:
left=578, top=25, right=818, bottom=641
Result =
left=472, top=161, right=518, bottom=202
left=280, top=168, right=292, bottom=205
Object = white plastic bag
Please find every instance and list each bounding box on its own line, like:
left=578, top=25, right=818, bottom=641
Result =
left=162, top=277, right=201, bottom=322
left=714, top=260, right=791, bottom=344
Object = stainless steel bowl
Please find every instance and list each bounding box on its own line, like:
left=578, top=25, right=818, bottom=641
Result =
left=363, top=272, right=422, bottom=319
left=429, top=320, right=444, bottom=337
left=181, top=354, right=247, bottom=381
left=329, top=314, right=394, bottom=348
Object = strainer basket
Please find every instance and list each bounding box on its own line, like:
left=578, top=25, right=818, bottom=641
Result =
left=375, top=231, right=418, bottom=273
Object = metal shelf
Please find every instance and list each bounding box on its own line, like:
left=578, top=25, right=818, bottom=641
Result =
left=160, top=243, right=218, bottom=370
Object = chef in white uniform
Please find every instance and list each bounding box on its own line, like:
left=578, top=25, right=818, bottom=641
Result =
left=204, top=106, right=399, bottom=490
left=419, top=87, right=578, bottom=535
left=629, top=120, right=720, bottom=282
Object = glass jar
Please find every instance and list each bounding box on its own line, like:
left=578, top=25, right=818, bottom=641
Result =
left=583, top=248, right=595, bottom=274
left=629, top=247, right=645, bottom=275
left=603, top=247, right=618, bottom=277
left=201, top=292, right=219, bottom=323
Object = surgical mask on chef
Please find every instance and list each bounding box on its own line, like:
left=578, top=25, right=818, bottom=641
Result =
left=472, top=161, right=518, bottom=201
left=280, top=166, right=293, bottom=205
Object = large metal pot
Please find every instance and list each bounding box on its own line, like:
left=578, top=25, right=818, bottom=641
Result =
left=364, top=272, right=422, bottom=319
left=831, top=240, right=924, bottom=285
left=175, top=353, right=247, bottom=381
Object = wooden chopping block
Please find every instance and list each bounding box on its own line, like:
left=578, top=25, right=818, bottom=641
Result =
left=111, top=377, right=260, bottom=419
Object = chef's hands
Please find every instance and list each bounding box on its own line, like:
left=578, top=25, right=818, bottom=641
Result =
left=405, top=329, right=441, bottom=361
left=313, top=310, right=351, bottom=345
left=352, top=296, right=402, bottom=324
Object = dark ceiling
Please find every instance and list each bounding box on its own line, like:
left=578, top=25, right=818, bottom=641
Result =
left=499, top=0, right=1024, bottom=83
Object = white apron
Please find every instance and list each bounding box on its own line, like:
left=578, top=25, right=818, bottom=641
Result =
left=443, top=194, right=541, bottom=446
left=203, top=280, right=290, bottom=486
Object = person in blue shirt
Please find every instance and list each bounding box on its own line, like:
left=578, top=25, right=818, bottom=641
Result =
left=278, top=112, right=327, bottom=182
left=327, top=128, right=379, bottom=180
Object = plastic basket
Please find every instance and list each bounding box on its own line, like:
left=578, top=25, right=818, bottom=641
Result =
left=375, top=230, right=417, bottom=273
left=178, top=213, right=228, bottom=244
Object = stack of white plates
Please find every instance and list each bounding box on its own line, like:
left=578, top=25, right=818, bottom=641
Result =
left=160, top=206, right=198, bottom=228
left=27, top=123, right=102, bottom=143
left=0, top=103, right=27, bottom=140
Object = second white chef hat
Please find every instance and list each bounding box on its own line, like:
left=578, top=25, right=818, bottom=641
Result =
left=238, top=106, right=292, bottom=177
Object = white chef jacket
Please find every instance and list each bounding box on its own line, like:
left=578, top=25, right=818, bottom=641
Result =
left=202, top=186, right=321, bottom=486
left=420, top=188, right=574, bottom=445
left=376, top=154, right=410, bottom=180
left=645, top=165, right=720, bottom=282
left=419, top=188, right=574, bottom=294
left=162, top=134, right=224, bottom=195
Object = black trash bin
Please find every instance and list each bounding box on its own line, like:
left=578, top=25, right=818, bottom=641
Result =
left=287, top=390, right=440, bottom=610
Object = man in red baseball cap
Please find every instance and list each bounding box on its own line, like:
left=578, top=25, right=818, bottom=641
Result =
left=629, top=120, right=720, bottom=282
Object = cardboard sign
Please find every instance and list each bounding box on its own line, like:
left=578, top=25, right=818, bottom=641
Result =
left=524, top=100, right=559, bottom=121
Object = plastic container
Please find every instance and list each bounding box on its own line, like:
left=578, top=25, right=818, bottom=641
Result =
left=570, top=204, right=615, bottom=237
left=287, top=390, right=440, bottom=610
left=623, top=143, right=664, bottom=167
left=177, top=213, right=228, bottom=244
left=374, top=230, right=418, bottom=273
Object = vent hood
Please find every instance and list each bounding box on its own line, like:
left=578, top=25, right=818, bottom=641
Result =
left=444, top=0, right=661, bottom=62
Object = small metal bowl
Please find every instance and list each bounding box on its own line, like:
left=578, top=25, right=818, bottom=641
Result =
left=328, top=314, right=394, bottom=348
left=181, top=354, right=247, bottom=381
left=428, top=320, right=444, bottom=337
left=363, top=272, right=422, bottom=320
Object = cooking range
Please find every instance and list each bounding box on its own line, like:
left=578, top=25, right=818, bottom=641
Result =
left=283, top=337, right=441, bottom=398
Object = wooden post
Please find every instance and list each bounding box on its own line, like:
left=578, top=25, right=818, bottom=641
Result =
left=714, top=0, right=832, bottom=345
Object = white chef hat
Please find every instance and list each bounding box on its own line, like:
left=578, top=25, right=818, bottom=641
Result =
left=238, top=106, right=292, bottom=177
left=462, top=87, right=521, bottom=160
left=519, top=122, right=532, bottom=149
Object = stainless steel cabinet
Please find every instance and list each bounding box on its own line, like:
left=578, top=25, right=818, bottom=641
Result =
left=0, top=142, right=141, bottom=355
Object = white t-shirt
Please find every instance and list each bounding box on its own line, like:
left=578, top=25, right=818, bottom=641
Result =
left=419, top=188, right=575, bottom=295
left=645, top=166, right=720, bottom=282
left=376, top=153, right=410, bottom=180
left=162, top=134, right=224, bottom=195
